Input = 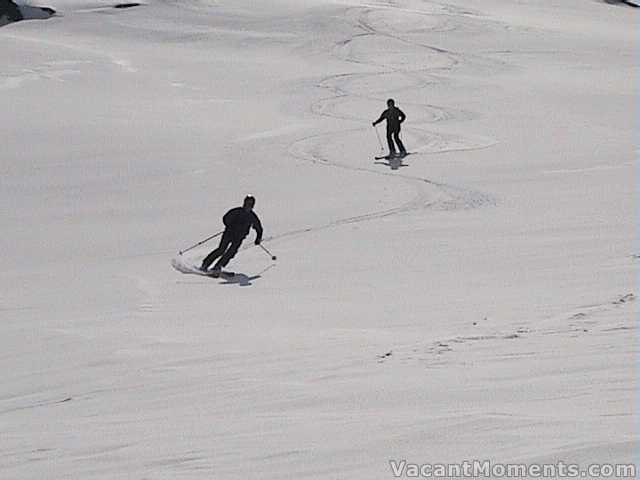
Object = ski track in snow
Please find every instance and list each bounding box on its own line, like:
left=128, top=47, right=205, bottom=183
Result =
left=378, top=293, right=636, bottom=368
left=279, top=3, right=498, bottom=245
left=2, top=31, right=137, bottom=74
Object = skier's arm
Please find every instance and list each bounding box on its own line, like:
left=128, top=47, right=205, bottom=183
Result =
left=372, top=110, right=386, bottom=126
left=252, top=214, right=263, bottom=245
left=398, top=108, right=406, bottom=124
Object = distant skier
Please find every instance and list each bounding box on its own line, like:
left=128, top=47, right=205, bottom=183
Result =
left=200, top=195, right=263, bottom=275
left=372, top=98, right=407, bottom=158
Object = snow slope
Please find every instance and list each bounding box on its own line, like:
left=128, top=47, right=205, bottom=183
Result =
left=1, top=0, right=636, bottom=478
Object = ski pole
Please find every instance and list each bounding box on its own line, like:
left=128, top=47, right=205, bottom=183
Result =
left=373, top=125, right=384, bottom=153
left=179, top=231, right=223, bottom=255
left=259, top=243, right=277, bottom=261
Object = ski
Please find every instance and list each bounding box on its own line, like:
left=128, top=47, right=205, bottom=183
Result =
left=204, top=269, right=235, bottom=278
left=374, top=152, right=410, bottom=160
left=171, top=258, right=237, bottom=279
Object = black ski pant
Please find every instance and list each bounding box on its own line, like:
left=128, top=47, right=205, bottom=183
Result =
left=201, top=231, right=244, bottom=270
left=387, top=128, right=406, bottom=155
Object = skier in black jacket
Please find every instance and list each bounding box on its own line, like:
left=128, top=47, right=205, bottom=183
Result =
left=373, top=98, right=407, bottom=158
left=200, top=195, right=263, bottom=274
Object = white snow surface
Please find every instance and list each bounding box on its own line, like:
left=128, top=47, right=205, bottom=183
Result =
left=1, top=0, right=636, bottom=478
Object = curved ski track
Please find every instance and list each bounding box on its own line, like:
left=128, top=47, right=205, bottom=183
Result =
left=272, top=3, right=498, bottom=245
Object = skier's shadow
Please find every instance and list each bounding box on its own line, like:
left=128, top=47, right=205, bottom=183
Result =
left=219, top=272, right=261, bottom=287
left=218, top=264, right=276, bottom=287
left=374, top=157, right=409, bottom=171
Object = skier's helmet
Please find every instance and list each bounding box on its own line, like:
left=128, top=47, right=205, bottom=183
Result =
left=243, top=195, right=256, bottom=208
left=387, top=98, right=395, bottom=107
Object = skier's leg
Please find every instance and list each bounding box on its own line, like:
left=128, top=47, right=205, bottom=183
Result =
left=394, top=130, right=406, bottom=154
left=201, top=233, right=231, bottom=270
left=386, top=129, right=396, bottom=156
left=214, top=237, right=244, bottom=269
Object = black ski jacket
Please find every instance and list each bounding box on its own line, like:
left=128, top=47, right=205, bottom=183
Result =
left=373, top=106, right=406, bottom=131
left=223, top=207, right=263, bottom=241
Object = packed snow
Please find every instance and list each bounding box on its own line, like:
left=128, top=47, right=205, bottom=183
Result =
left=1, top=0, right=636, bottom=478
